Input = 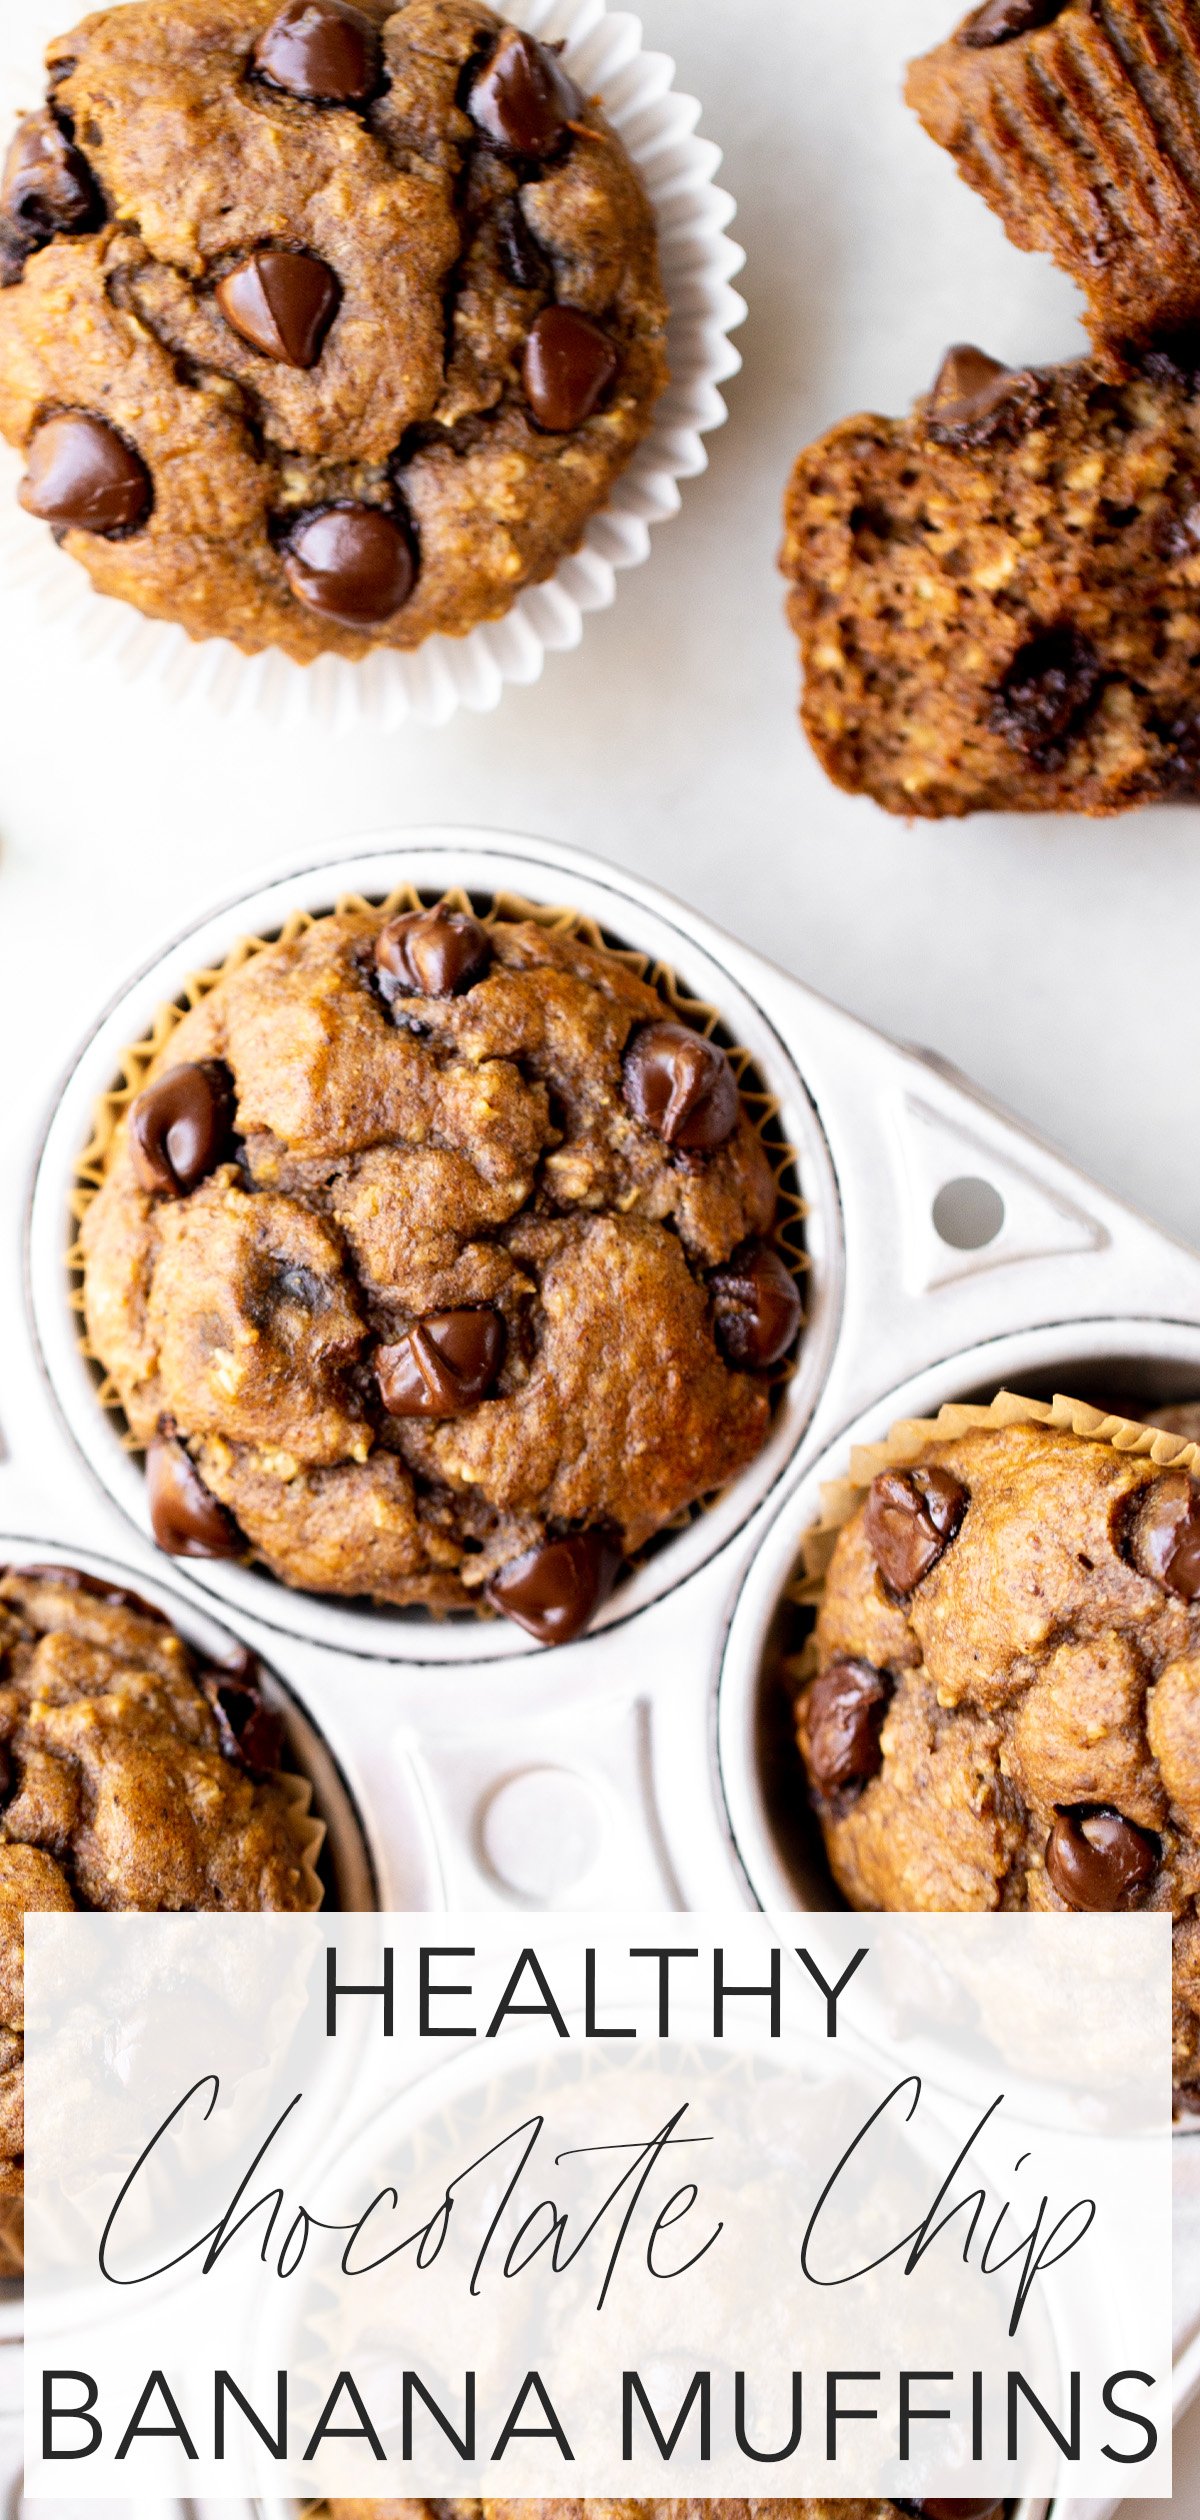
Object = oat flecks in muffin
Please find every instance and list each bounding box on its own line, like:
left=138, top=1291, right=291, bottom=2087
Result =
left=0, top=1562, right=317, bottom=2201
left=907, top=0, right=1200, bottom=353
left=780, top=346, right=1200, bottom=818
left=796, top=1418, right=1200, bottom=2099
left=0, top=0, right=669, bottom=661
left=81, top=909, right=799, bottom=1641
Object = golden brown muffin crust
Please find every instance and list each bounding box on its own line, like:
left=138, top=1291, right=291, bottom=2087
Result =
left=798, top=1421, right=1200, bottom=2094
left=0, top=0, right=668, bottom=659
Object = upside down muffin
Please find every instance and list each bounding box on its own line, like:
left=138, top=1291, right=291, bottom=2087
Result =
left=80, top=903, right=803, bottom=1647
left=0, top=0, right=668, bottom=660
left=780, top=339, right=1200, bottom=818
left=795, top=1413, right=1200, bottom=2099
left=0, top=1559, right=318, bottom=2268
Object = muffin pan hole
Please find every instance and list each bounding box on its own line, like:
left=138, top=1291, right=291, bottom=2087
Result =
left=931, top=1173, right=1005, bottom=1250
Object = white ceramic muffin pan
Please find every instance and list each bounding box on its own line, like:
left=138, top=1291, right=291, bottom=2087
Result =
left=7, top=826, right=1200, bottom=2519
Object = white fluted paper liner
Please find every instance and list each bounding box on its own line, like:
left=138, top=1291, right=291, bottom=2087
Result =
left=0, top=0, right=745, bottom=729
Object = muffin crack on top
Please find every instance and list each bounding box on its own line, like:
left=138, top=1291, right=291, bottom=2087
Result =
left=0, top=0, right=669, bottom=659
left=80, top=900, right=805, bottom=1647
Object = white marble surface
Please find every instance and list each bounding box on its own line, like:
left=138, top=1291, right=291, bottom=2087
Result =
left=0, top=0, right=1195, bottom=2503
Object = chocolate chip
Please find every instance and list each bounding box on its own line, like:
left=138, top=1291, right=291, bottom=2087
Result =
left=216, top=249, right=338, bottom=367
left=710, top=1242, right=803, bottom=1369
left=961, top=0, right=1069, bottom=42
left=805, top=1658, right=892, bottom=1798
left=497, top=198, right=552, bottom=293
left=16, top=1564, right=168, bottom=1623
left=130, top=1060, right=234, bottom=1198
left=146, top=1433, right=243, bottom=1560
left=992, top=624, right=1102, bottom=765
left=0, top=1746, right=12, bottom=1806
left=253, top=0, right=377, bottom=102
left=1045, top=1807, right=1159, bottom=1911
left=469, top=29, right=581, bottom=157
left=374, top=906, right=492, bottom=999
left=1129, top=1469, right=1200, bottom=1599
left=928, top=342, right=1015, bottom=433
left=201, top=1668, right=285, bottom=1777
left=487, top=1530, right=619, bottom=1647
left=897, top=2501, right=1005, bottom=2520
left=377, top=1310, right=505, bottom=1417
left=20, top=413, right=150, bottom=536
left=622, top=1021, right=740, bottom=1152
left=523, top=306, right=618, bottom=432
left=866, top=1465, right=968, bottom=1596
left=282, top=503, right=415, bottom=626
left=1, top=111, right=98, bottom=248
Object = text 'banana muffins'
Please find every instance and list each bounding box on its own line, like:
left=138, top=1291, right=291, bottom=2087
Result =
left=0, top=0, right=668, bottom=661
left=0, top=1560, right=318, bottom=2253
left=80, top=902, right=803, bottom=1648
left=795, top=1411, right=1200, bottom=2100
left=908, top=0, right=1200, bottom=354
left=327, top=2497, right=1005, bottom=2520
left=781, top=341, right=1200, bottom=817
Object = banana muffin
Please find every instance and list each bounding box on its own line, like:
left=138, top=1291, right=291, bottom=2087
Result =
left=0, top=0, right=668, bottom=660
left=0, top=1559, right=317, bottom=2262
left=781, top=340, right=1200, bottom=817
left=795, top=1415, right=1200, bottom=2098
left=907, top=0, right=1200, bottom=354
left=328, top=2500, right=1003, bottom=2519
left=80, top=904, right=802, bottom=1647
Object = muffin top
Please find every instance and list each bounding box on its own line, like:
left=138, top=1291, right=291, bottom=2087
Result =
left=798, top=1417, right=1200, bottom=2090
left=0, top=1561, right=316, bottom=2189
left=81, top=904, right=801, bottom=1645
left=0, top=0, right=668, bottom=659
left=326, top=2497, right=1000, bottom=2519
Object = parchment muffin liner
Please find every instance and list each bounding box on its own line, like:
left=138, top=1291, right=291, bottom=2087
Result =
left=66, top=884, right=808, bottom=1619
left=0, top=0, right=745, bottom=731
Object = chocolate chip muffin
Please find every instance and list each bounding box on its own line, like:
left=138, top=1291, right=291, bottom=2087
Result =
left=781, top=340, right=1200, bottom=816
left=907, top=0, right=1200, bottom=354
left=0, top=1559, right=318, bottom=2261
left=327, top=2499, right=1003, bottom=2520
left=0, top=0, right=668, bottom=661
left=796, top=1414, right=1200, bottom=2099
left=79, top=902, right=802, bottom=1647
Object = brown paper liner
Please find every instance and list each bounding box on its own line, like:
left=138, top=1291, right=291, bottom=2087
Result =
left=279, top=1766, right=327, bottom=1917
left=66, top=884, right=809, bottom=1586
left=795, top=1386, right=1200, bottom=1602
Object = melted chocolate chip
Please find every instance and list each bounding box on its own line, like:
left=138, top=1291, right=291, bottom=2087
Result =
left=1045, top=1807, right=1159, bottom=1912
left=865, top=1465, right=968, bottom=1596
left=992, top=625, right=1102, bottom=764
left=283, top=502, right=415, bottom=626
left=710, top=1242, right=803, bottom=1369
left=487, top=1530, right=619, bottom=1647
left=469, top=29, right=581, bottom=157
left=201, top=1668, right=285, bottom=1777
left=805, top=1658, right=892, bottom=1798
left=497, top=198, right=552, bottom=293
left=896, top=2501, right=1004, bottom=2520
left=523, top=306, right=618, bottom=432
left=928, top=342, right=1015, bottom=433
left=961, top=0, right=1069, bottom=41
left=130, top=1060, right=234, bottom=1199
left=216, top=249, right=338, bottom=367
left=622, top=1021, right=740, bottom=1153
left=377, top=1310, right=505, bottom=1417
left=20, top=413, right=150, bottom=536
left=253, top=0, right=377, bottom=102
left=374, top=906, right=492, bottom=999
left=14, top=1564, right=168, bottom=1623
left=1, top=111, right=98, bottom=250
left=1129, top=1469, right=1200, bottom=1599
left=146, top=1434, right=243, bottom=1561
